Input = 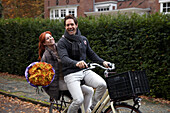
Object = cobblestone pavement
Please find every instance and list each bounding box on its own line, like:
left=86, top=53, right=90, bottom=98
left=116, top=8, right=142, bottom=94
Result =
left=0, top=73, right=169, bottom=113
left=0, top=74, right=49, bottom=102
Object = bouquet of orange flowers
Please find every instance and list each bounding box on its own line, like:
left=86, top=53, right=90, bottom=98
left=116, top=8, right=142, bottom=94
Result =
left=25, top=62, right=55, bottom=87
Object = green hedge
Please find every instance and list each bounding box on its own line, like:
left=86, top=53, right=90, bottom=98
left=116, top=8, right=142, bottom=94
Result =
left=0, top=18, right=64, bottom=73
left=0, top=13, right=169, bottom=100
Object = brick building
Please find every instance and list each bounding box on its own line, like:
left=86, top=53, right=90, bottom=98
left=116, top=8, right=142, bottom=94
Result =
left=44, top=0, right=170, bottom=19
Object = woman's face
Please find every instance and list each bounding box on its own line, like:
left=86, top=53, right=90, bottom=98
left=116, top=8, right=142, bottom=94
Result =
left=43, top=33, right=55, bottom=46
left=65, top=19, right=78, bottom=35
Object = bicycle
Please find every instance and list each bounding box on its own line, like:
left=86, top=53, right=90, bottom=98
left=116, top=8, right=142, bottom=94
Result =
left=49, top=63, right=150, bottom=113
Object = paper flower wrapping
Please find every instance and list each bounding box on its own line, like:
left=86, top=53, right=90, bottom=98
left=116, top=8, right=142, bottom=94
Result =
left=25, top=62, right=55, bottom=87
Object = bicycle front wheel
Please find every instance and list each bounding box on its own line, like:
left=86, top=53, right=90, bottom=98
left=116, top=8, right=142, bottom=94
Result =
left=104, top=104, right=142, bottom=113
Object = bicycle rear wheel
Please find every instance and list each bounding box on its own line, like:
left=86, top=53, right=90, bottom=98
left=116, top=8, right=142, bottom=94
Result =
left=49, top=93, right=72, bottom=113
left=104, top=104, right=142, bottom=113
left=49, top=101, right=58, bottom=113
left=49, top=92, right=82, bottom=113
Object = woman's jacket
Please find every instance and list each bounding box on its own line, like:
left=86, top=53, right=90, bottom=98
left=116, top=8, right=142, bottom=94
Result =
left=41, top=44, right=62, bottom=101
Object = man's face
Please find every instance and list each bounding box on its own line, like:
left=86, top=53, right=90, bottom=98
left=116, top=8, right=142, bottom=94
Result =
left=65, top=19, right=78, bottom=35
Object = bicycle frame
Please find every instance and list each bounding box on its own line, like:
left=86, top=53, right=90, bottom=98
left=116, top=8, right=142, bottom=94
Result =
left=91, top=89, right=117, bottom=113
left=58, top=89, right=112, bottom=113
left=75, top=89, right=117, bottom=113
left=86, top=63, right=117, bottom=113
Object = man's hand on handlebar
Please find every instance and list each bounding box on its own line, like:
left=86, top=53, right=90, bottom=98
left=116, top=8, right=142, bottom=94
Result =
left=76, top=60, right=88, bottom=69
left=103, top=61, right=112, bottom=68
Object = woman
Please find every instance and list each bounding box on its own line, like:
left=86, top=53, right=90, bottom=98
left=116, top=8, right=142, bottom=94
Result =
left=38, top=31, right=93, bottom=112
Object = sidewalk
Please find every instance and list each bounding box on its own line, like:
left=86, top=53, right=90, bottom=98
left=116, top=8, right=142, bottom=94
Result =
left=0, top=72, right=169, bottom=113
left=0, top=73, right=50, bottom=106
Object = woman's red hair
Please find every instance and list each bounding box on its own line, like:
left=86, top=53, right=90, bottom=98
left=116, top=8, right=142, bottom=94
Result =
left=38, top=31, right=52, bottom=60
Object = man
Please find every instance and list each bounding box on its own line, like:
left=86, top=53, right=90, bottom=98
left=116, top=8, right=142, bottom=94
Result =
left=57, top=15, right=111, bottom=113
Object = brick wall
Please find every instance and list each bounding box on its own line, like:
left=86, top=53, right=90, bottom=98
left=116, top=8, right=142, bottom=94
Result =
left=78, top=0, right=93, bottom=17
left=44, top=0, right=161, bottom=18
left=44, top=0, right=94, bottom=18
left=44, top=0, right=49, bottom=18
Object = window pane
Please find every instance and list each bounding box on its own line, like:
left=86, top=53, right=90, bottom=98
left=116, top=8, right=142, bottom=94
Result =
left=168, top=8, right=170, bottom=12
left=168, top=3, right=170, bottom=7
left=163, top=8, right=166, bottom=12
left=68, top=9, right=75, bottom=16
left=163, top=3, right=166, bottom=7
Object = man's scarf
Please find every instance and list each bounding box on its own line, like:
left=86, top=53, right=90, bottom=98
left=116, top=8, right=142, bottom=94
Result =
left=64, top=28, right=83, bottom=60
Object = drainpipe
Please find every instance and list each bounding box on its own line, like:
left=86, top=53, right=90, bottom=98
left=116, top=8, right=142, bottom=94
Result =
left=93, top=0, right=95, bottom=12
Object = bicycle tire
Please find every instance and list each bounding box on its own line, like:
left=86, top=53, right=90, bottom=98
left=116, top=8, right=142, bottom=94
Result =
left=49, top=94, right=72, bottom=113
left=104, top=104, right=142, bottom=113
left=49, top=102, right=54, bottom=113
left=49, top=95, right=83, bottom=113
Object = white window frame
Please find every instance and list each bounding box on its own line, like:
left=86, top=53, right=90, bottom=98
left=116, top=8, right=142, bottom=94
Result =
left=94, top=1, right=117, bottom=12
left=50, top=6, right=77, bottom=20
left=159, top=0, right=170, bottom=14
left=50, top=10, right=53, bottom=19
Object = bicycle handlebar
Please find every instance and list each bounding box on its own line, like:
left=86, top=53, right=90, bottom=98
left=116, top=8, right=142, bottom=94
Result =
left=85, top=63, right=115, bottom=77
left=87, top=63, right=115, bottom=71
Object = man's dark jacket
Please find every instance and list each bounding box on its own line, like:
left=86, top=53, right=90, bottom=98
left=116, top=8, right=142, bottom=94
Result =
left=57, top=29, right=104, bottom=76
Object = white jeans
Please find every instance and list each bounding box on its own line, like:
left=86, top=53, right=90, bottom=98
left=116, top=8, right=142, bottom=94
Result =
left=64, top=70, right=107, bottom=113
left=59, top=79, right=93, bottom=112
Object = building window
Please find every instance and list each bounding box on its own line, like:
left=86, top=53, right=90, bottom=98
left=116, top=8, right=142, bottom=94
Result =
left=98, top=7, right=109, bottom=12
left=94, top=1, right=117, bottom=12
left=48, top=1, right=50, bottom=6
left=69, top=9, right=75, bottom=16
left=61, top=9, right=66, bottom=17
left=56, top=0, right=59, bottom=5
left=159, top=1, right=170, bottom=14
left=50, top=7, right=77, bottom=19
left=163, top=2, right=170, bottom=13
left=55, top=10, right=59, bottom=18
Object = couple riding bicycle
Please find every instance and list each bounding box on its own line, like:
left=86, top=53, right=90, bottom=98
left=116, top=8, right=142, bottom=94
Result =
left=38, top=14, right=112, bottom=113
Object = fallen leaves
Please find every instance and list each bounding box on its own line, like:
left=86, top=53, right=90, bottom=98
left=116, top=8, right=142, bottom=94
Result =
left=140, top=95, right=170, bottom=105
left=0, top=94, right=59, bottom=113
left=0, top=72, right=25, bottom=81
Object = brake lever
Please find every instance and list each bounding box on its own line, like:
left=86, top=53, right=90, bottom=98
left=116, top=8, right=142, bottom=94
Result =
left=108, top=63, right=112, bottom=68
left=111, top=63, right=115, bottom=70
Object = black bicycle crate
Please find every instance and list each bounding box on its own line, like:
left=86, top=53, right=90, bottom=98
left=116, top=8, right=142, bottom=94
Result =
left=106, top=70, right=150, bottom=101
